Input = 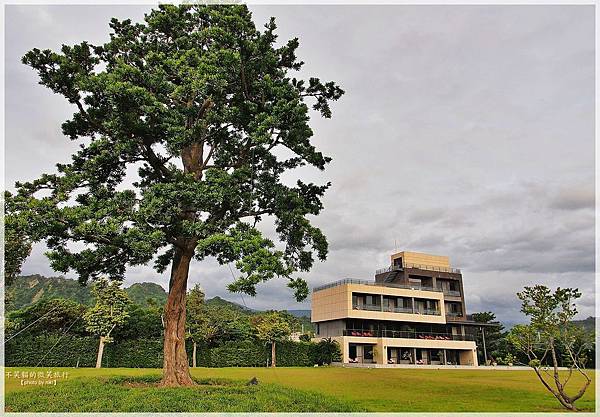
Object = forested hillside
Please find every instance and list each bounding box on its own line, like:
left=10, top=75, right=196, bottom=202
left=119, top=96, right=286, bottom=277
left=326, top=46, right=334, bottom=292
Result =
left=572, top=316, right=595, bottom=332
left=7, top=275, right=167, bottom=310
left=5, top=276, right=310, bottom=328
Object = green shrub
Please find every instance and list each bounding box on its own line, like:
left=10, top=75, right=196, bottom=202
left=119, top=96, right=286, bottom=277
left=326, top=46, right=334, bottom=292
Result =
left=103, top=339, right=164, bottom=368
left=7, top=335, right=322, bottom=368
left=313, top=338, right=342, bottom=365
left=5, top=334, right=98, bottom=367
left=198, top=340, right=267, bottom=367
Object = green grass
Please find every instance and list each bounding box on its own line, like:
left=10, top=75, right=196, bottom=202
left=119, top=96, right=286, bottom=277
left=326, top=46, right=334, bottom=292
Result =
left=5, top=372, right=359, bottom=412
left=4, top=366, right=596, bottom=412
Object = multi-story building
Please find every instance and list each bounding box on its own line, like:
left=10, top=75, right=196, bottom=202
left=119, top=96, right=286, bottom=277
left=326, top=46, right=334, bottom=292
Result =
left=311, top=251, right=481, bottom=366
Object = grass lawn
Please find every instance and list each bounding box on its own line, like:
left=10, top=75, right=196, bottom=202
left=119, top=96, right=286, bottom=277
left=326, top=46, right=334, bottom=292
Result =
left=4, top=366, right=596, bottom=412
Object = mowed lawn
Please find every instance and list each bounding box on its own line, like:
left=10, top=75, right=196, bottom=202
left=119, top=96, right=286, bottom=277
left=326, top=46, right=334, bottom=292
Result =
left=4, top=366, right=596, bottom=412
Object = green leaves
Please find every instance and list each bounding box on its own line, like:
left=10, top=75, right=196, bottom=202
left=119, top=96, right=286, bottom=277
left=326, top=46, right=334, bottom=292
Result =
left=186, top=285, right=253, bottom=345
left=196, top=222, right=310, bottom=299
left=83, top=278, right=131, bottom=338
left=3, top=197, right=33, bottom=285
left=509, top=284, right=593, bottom=411
left=252, top=311, right=291, bottom=343
left=517, top=285, right=581, bottom=333
left=10, top=4, right=343, bottom=302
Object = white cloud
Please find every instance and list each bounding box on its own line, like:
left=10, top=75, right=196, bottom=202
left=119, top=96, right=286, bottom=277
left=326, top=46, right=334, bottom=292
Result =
left=7, top=5, right=595, bottom=324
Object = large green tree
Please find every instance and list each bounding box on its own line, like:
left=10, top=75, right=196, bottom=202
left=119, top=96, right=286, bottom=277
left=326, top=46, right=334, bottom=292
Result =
left=6, top=4, right=342, bottom=385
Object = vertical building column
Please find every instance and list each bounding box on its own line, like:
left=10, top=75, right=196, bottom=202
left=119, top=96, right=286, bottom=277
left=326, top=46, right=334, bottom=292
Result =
left=377, top=339, right=385, bottom=365
left=412, top=348, right=417, bottom=364
left=342, top=339, right=349, bottom=363
left=443, top=349, right=447, bottom=365
left=411, top=297, right=415, bottom=313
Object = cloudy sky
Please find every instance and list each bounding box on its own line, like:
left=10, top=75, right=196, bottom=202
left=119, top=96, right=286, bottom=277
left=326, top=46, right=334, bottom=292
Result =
left=5, top=5, right=595, bottom=325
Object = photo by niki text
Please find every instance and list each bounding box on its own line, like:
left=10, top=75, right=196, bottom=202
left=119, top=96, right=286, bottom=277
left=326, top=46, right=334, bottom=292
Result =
left=6, top=370, right=69, bottom=386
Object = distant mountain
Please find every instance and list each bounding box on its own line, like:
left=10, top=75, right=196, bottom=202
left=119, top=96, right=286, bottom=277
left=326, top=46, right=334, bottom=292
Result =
left=206, top=295, right=254, bottom=313
left=6, top=276, right=313, bottom=329
left=7, top=275, right=93, bottom=310
left=124, top=282, right=168, bottom=306
left=6, top=275, right=168, bottom=311
left=572, top=316, right=595, bottom=332
left=286, top=309, right=311, bottom=318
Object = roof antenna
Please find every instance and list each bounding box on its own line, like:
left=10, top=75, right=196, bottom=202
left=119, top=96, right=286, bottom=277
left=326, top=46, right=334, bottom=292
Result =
left=394, top=239, right=398, bottom=252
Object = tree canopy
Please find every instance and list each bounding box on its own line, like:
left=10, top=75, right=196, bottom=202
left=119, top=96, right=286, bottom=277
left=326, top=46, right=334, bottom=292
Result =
left=83, top=278, right=131, bottom=340
left=507, top=285, right=592, bottom=411
left=7, top=3, right=343, bottom=385
left=252, top=311, right=291, bottom=344
left=7, top=4, right=343, bottom=299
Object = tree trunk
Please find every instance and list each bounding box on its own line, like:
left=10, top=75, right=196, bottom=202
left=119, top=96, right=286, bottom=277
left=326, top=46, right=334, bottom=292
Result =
left=160, top=247, right=195, bottom=386
left=192, top=341, right=197, bottom=368
left=271, top=341, right=276, bottom=368
left=95, top=336, right=105, bottom=369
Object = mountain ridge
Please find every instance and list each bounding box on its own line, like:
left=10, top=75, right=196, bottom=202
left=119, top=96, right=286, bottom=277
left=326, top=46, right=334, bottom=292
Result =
left=7, top=275, right=246, bottom=312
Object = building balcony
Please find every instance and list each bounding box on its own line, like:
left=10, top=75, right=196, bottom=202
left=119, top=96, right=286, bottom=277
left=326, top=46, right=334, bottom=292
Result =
left=376, top=263, right=461, bottom=275
left=383, top=306, right=414, bottom=314
left=353, top=304, right=382, bottom=311
left=352, top=304, right=441, bottom=316
left=313, top=278, right=442, bottom=293
left=342, top=329, right=474, bottom=341
left=442, top=289, right=461, bottom=297
left=417, top=308, right=441, bottom=316
left=445, top=312, right=464, bottom=321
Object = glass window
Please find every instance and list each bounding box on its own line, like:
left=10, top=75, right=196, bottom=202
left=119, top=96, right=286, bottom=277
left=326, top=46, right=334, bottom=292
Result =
left=364, top=345, right=374, bottom=360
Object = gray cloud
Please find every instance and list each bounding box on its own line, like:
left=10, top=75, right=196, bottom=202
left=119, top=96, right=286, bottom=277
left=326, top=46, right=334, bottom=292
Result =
left=5, top=5, right=595, bottom=324
left=549, top=186, right=595, bottom=211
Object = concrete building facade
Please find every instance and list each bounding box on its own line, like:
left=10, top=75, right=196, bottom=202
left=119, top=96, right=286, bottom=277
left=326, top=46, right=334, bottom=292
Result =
left=311, top=251, right=480, bottom=366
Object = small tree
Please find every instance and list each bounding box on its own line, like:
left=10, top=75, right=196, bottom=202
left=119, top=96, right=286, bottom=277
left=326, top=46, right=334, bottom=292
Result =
left=252, top=312, right=291, bottom=367
left=507, top=285, right=592, bottom=411
left=186, top=284, right=218, bottom=367
left=83, top=278, right=131, bottom=368
left=472, top=311, right=505, bottom=364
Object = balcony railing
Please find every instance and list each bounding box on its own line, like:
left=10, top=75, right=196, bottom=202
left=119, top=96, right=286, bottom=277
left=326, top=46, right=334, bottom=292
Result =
left=375, top=265, right=403, bottom=275
left=416, top=308, right=442, bottom=316
left=353, top=304, right=382, bottom=311
left=376, top=263, right=461, bottom=275
left=445, top=312, right=464, bottom=320
left=353, top=304, right=441, bottom=316
left=383, top=306, right=414, bottom=314
left=343, top=329, right=474, bottom=341
left=442, top=289, right=461, bottom=297
left=313, top=278, right=442, bottom=293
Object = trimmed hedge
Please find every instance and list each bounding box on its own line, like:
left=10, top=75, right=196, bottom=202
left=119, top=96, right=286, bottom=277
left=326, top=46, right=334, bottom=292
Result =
left=5, top=336, right=333, bottom=368
left=197, top=340, right=316, bottom=367
left=104, top=338, right=165, bottom=368
left=4, top=335, right=165, bottom=368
